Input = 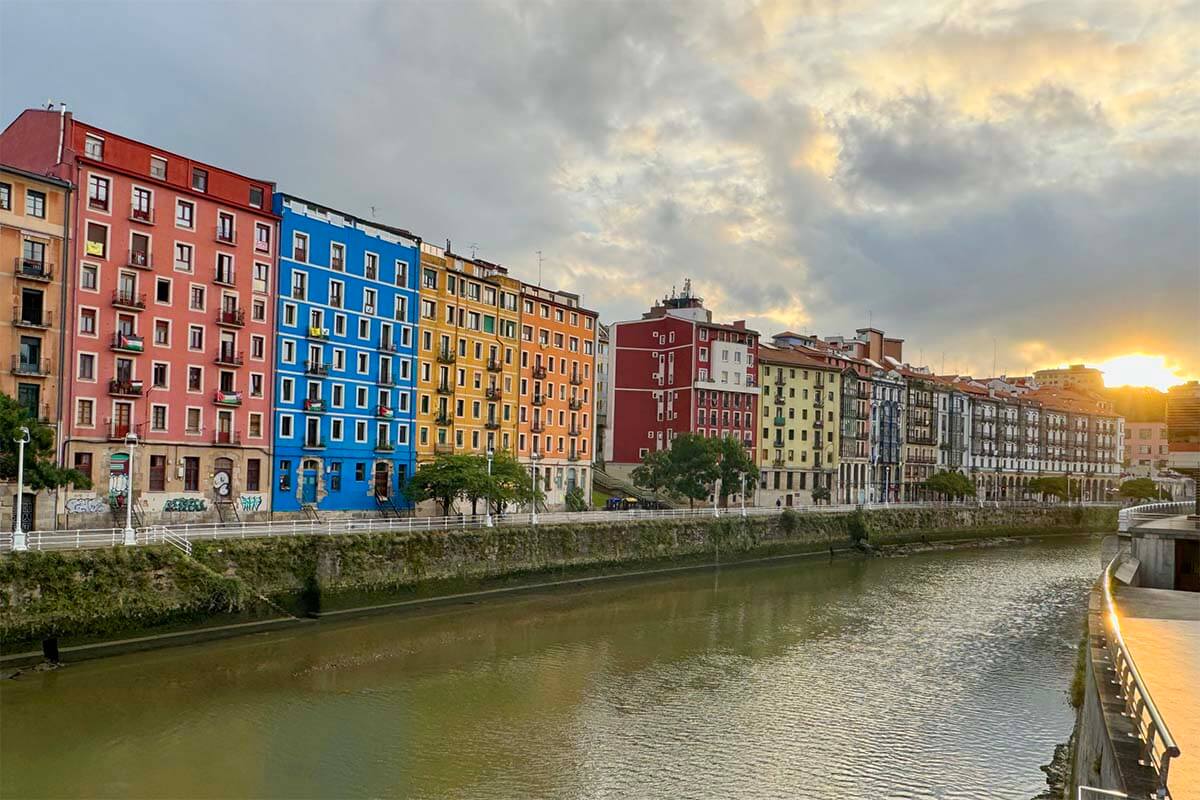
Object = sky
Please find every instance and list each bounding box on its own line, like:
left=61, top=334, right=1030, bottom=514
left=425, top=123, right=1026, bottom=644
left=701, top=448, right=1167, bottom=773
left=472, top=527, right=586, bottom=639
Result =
left=2, top=0, right=1197, bottom=387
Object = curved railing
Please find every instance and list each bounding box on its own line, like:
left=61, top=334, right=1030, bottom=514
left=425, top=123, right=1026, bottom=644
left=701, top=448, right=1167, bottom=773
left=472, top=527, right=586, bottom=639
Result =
left=1118, top=500, right=1194, bottom=532
left=1102, top=554, right=1181, bottom=796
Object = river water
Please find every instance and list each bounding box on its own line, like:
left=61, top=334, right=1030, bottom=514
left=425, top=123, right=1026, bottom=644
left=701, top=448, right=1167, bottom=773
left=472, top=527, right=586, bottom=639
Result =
left=0, top=535, right=1104, bottom=799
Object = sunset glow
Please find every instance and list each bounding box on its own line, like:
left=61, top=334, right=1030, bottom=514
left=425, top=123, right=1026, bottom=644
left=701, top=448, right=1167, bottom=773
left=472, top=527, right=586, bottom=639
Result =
left=1094, top=354, right=1192, bottom=392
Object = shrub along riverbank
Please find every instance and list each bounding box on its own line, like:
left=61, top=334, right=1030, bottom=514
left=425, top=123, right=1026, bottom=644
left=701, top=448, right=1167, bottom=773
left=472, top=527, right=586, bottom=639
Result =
left=1, top=505, right=1115, bottom=659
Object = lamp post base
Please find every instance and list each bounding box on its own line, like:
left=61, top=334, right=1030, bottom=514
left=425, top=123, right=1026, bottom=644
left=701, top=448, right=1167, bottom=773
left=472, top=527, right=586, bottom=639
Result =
left=12, top=531, right=28, bottom=551
left=123, top=527, right=137, bottom=546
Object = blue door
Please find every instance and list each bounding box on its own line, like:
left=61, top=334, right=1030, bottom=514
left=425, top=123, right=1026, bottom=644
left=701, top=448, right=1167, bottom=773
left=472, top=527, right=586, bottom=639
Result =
left=302, top=470, right=318, bottom=504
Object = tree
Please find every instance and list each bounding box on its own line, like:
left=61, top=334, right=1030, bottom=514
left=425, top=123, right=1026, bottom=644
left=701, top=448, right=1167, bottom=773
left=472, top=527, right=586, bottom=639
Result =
left=406, top=454, right=482, bottom=515
left=1119, top=478, right=1161, bottom=503
left=631, top=448, right=673, bottom=495
left=922, top=470, right=976, bottom=500
left=711, top=435, right=757, bottom=507
left=0, top=394, right=89, bottom=491
left=1028, top=476, right=1072, bottom=501
left=630, top=434, right=719, bottom=509
left=812, top=485, right=831, bottom=505
left=488, top=451, right=538, bottom=512
left=564, top=485, right=587, bottom=512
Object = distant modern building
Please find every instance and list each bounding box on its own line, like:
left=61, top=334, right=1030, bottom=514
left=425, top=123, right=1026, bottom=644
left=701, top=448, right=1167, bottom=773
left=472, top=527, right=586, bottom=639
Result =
left=605, top=282, right=759, bottom=482
left=1166, top=382, right=1200, bottom=509
left=595, top=322, right=610, bottom=463
left=1124, top=421, right=1170, bottom=476
left=271, top=194, right=419, bottom=516
left=0, top=163, right=72, bottom=530
left=1, top=107, right=278, bottom=526
left=1033, top=364, right=1105, bottom=392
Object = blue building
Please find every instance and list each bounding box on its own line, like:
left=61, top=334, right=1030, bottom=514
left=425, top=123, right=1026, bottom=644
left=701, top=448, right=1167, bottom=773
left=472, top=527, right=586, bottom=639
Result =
left=271, top=194, right=419, bottom=514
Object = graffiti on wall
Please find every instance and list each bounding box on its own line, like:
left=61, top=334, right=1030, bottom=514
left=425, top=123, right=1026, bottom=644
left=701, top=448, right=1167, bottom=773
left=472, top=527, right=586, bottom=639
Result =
left=65, top=497, right=110, bottom=515
left=239, top=494, right=263, bottom=513
left=163, top=498, right=207, bottom=513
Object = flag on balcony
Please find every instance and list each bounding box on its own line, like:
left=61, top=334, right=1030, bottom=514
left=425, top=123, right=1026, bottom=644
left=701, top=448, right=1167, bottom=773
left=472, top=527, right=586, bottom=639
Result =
left=119, top=333, right=144, bottom=352
left=215, top=390, right=242, bottom=405
left=377, top=406, right=393, bottom=418
left=86, top=240, right=105, bottom=256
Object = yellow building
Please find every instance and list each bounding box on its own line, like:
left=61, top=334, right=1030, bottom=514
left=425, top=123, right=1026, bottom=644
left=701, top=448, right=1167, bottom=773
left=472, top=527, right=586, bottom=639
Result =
left=758, top=346, right=841, bottom=506
left=1, top=164, right=72, bottom=530
left=414, top=242, right=520, bottom=465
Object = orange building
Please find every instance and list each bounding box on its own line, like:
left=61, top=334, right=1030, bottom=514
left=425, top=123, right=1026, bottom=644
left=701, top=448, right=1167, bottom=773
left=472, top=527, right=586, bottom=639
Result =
left=518, top=283, right=598, bottom=509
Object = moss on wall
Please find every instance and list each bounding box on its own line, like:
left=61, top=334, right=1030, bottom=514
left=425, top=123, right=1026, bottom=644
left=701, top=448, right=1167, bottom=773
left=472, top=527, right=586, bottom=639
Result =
left=1, top=505, right=1114, bottom=651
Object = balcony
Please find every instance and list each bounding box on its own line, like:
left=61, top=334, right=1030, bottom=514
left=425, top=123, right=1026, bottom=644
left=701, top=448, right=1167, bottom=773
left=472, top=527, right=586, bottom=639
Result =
left=485, top=387, right=502, bottom=400
left=213, top=390, right=243, bottom=406
left=374, top=441, right=395, bottom=452
left=304, top=361, right=329, bottom=377
left=330, top=256, right=345, bottom=271
left=908, top=432, right=936, bottom=445
left=774, top=415, right=786, bottom=426
left=215, top=348, right=244, bottom=367
left=214, top=268, right=236, bottom=288
left=568, top=451, right=580, bottom=462
left=771, top=439, right=785, bottom=449
left=12, top=308, right=52, bottom=329
left=570, top=372, right=583, bottom=386
left=111, top=289, right=146, bottom=311
left=105, top=419, right=133, bottom=440
left=774, top=373, right=785, bottom=386
left=434, top=412, right=453, bottom=426
left=302, top=437, right=326, bottom=450
left=568, top=426, right=581, bottom=436
left=532, top=365, right=547, bottom=379
left=303, top=398, right=326, bottom=413
left=772, top=457, right=786, bottom=468
left=380, top=338, right=397, bottom=353
left=129, top=207, right=155, bottom=225
left=216, top=308, right=245, bottom=328
left=435, top=382, right=454, bottom=395
left=108, top=378, right=144, bottom=397
left=110, top=332, right=145, bottom=353
left=813, top=417, right=824, bottom=428
left=532, top=394, right=546, bottom=406
left=532, top=420, right=544, bottom=433
left=485, top=419, right=501, bottom=430
left=437, top=349, right=456, bottom=364
left=306, top=326, right=330, bottom=341
left=378, top=373, right=397, bottom=388
left=254, top=237, right=271, bottom=255
left=215, top=225, right=237, bottom=245
left=213, top=429, right=242, bottom=445
left=293, top=247, right=308, bottom=263
left=11, top=356, right=50, bottom=377
left=434, top=442, right=454, bottom=455
left=486, top=358, right=502, bottom=372
left=15, top=258, right=53, bottom=282
left=568, top=398, right=583, bottom=411
left=127, top=249, right=153, bottom=270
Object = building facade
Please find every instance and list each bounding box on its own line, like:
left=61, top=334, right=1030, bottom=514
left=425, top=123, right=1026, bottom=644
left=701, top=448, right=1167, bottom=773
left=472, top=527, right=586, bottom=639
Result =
left=1, top=109, right=277, bottom=526
left=757, top=347, right=840, bottom=506
left=413, top=244, right=521, bottom=510
left=901, top=372, right=938, bottom=500
left=517, top=284, right=598, bottom=508
left=605, top=287, right=758, bottom=477
left=1032, top=364, right=1105, bottom=392
left=595, top=322, right=610, bottom=465
left=869, top=368, right=905, bottom=502
left=1123, top=421, right=1169, bottom=476
left=272, top=195, right=419, bottom=516
left=1166, top=382, right=1200, bottom=501
left=0, top=164, right=71, bottom=531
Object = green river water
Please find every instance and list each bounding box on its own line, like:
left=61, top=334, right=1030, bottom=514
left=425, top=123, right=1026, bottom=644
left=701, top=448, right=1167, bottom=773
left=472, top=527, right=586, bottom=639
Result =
left=0, top=534, right=1104, bottom=799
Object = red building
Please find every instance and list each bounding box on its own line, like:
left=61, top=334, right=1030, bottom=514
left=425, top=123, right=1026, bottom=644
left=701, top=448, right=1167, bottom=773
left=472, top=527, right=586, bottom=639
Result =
left=0, top=109, right=277, bottom=524
left=603, top=283, right=759, bottom=471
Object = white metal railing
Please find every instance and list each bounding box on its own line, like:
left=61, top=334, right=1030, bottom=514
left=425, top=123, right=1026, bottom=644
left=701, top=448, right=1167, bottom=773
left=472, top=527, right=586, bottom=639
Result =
left=1079, top=789, right=1129, bottom=799
left=1118, top=500, right=1194, bottom=532
left=1103, top=554, right=1180, bottom=797
left=0, top=499, right=1120, bottom=554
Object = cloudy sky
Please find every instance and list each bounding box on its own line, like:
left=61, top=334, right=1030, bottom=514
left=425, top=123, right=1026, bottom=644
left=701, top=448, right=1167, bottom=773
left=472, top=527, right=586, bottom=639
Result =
left=3, top=0, right=1197, bottom=384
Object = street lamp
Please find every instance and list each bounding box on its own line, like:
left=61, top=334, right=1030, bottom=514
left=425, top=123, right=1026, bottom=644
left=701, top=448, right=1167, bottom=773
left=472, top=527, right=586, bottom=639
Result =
left=485, top=447, right=495, bottom=527
left=12, top=426, right=31, bottom=552
left=123, top=432, right=138, bottom=545
left=713, top=477, right=722, bottom=518
left=739, top=471, right=747, bottom=517
left=530, top=450, right=542, bottom=526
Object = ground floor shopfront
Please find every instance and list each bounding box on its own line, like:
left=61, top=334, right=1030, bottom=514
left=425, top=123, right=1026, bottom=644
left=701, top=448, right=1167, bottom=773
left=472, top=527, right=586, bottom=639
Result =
left=272, top=450, right=417, bottom=517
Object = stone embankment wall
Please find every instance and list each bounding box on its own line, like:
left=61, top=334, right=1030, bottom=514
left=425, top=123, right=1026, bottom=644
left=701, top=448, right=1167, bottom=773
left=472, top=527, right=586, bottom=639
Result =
left=1, top=505, right=1115, bottom=656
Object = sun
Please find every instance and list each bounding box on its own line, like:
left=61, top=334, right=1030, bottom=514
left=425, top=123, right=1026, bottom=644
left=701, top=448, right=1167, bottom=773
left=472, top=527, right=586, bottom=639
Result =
left=1095, top=354, right=1190, bottom=392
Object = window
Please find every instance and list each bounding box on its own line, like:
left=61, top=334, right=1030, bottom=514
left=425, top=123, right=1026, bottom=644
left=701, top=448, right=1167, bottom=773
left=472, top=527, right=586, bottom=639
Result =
left=249, top=413, right=263, bottom=438
left=76, top=399, right=95, bottom=426
left=216, top=253, right=234, bottom=284
left=131, top=187, right=153, bottom=221
left=73, top=452, right=93, bottom=482
left=291, top=271, right=307, bottom=299
left=251, top=335, right=265, bottom=359
left=151, top=405, right=168, bottom=431
left=246, top=459, right=261, bottom=491
left=188, top=325, right=203, bottom=350
left=176, top=199, right=194, bottom=229
left=216, top=212, right=235, bottom=243
left=330, top=242, right=345, bottom=270
left=280, top=416, right=293, bottom=437
left=423, top=268, right=437, bottom=289
left=183, top=456, right=200, bottom=490
left=395, top=259, right=408, bottom=285
left=186, top=407, right=201, bottom=434
left=152, top=362, right=168, bottom=387
left=80, top=263, right=98, bottom=291
left=174, top=243, right=193, bottom=272
left=190, top=285, right=206, bottom=310
left=78, top=353, right=95, bottom=380
left=88, top=175, right=110, bottom=211
left=255, top=223, right=270, bottom=253
left=84, top=134, right=104, bottom=159
left=293, top=233, right=308, bottom=261
left=153, top=320, right=169, bottom=346
left=155, top=278, right=171, bottom=304
left=79, top=308, right=97, bottom=335
left=0, top=182, right=10, bottom=210
left=249, top=186, right=264, bottom=208
left=85, top=222, right=107, bottom=258
left=188, top=367, right=202, bottom=391
left=150, top=156, right=167, bottom=179
left=191, top=168, right=208, bottom=192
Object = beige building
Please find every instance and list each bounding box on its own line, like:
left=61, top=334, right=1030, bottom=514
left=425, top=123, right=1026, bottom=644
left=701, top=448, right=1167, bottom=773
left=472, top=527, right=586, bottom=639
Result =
left=1033, top=364, right=1105, bottom=392
left=1, top=165, right=71, bottom=531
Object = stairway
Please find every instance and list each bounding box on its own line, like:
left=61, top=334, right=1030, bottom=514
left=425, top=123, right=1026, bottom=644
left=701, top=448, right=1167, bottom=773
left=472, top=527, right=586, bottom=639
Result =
left=375, top=493, right=402, bottom=519
left=110, top=496, right=143, bottom=529
left=215, top=502, right=241, bottom=524
left=592, top=466, right=680, bottom=509
left=301, top=503, right=320, bottom=522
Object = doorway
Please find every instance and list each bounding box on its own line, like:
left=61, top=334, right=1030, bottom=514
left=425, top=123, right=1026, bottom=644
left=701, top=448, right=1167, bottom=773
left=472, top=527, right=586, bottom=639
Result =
left=374, top=463, right=390, bottom=499
left=301, top=459, right=319, bottom=504
left=213, top=457, right=234, bottom=501
left=1176, top=539, right=1200, bottom=592
left=10, top=492, right=35, bottom=532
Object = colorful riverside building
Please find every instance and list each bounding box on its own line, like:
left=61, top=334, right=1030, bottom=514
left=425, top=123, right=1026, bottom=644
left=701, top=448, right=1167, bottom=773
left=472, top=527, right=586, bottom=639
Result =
left=271, top=195, right=420, bottom=515
left=0, top=164, right=72, bottom=530
left=756, top=344, right=840, bottom=506
left=517, top=283, right=599, bottom=508
left=0, top=108, right=277, bottom=526
left=413, top=243, right=521, bottom=504
left=604, top=283, right=759, bottom=483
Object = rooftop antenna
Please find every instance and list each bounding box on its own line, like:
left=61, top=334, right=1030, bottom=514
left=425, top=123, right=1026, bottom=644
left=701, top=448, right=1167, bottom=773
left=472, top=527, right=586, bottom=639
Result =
left=536, top=250, right=543, bottom=286
left=369, top=205, right=377, bottom=219
left=469, top=242, right=478, bottom=259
